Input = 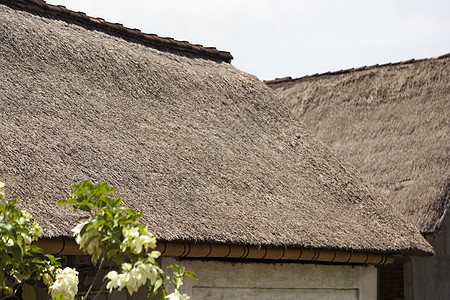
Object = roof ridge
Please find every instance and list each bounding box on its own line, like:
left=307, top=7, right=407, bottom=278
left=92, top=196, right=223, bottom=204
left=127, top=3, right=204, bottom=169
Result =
left=264, top=53, right=450, bottom=85
left=1, top=0, right=233, bottom=63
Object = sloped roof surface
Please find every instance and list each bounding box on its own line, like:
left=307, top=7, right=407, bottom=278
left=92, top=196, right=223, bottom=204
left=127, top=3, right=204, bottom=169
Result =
left=268, top=55, right=450, bottom=234
left=0, top=0, right=432, bottom=255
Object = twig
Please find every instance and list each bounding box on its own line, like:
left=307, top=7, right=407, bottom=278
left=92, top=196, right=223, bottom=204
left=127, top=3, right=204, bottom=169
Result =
left=91, top=279, right=108, bottom=300
left=82, top=246, right=106, bottom=300
left=0, top=281, right=25, bottom=300
left=0, top=296, right=19, bottom=300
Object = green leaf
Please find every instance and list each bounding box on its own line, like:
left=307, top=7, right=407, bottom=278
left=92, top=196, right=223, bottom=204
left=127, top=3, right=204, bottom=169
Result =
left=116, top=207, right=135, bottom=215
left=158, top=286, right=167, bottom=300
left=12, top=269, right=31, bottom=281
left=85, top=218, right=106, bottom=232
left=29, top=245, right=44, bottom=254
left=111, top=255, right=125, bottom=266
left=106, top=248, right=119, bottom=261
left=22, top=283, right=36, bottom=300
left=74, top=202, right=92, bottom=212
left=153, top=277, right=163, bottom=292
left=111, top=228, right=123, bottom=244
left=168, top=264, right=181, bottom=272
left=30, top=257, right=45, bottom=264
left=148, top=277, right=164, bottom=299
left=9, top=243, right=23, bottom=261
left=111, top=197, right=123, bottom=207
left=57, top=198, right=79, bottom=207
left=53, top=294, right=65, bottom=300
left=184, top=272, right=198, bottom=281
left=0, top=222, right=15, bottom=237
left=45, top=254, right=61, bottom=266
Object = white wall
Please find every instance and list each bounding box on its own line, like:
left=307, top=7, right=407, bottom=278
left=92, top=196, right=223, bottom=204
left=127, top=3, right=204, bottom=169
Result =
left=161, top=257, right=377, bottom=299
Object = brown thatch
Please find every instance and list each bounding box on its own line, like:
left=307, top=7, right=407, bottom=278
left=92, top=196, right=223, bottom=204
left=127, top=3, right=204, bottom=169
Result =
left=268, top=55, right=450, bottom=234
left=0, top=0, right=433, bottom=255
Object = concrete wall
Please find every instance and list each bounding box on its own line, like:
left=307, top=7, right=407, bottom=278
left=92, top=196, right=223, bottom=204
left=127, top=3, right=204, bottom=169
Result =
left=404, top=212, right=450, bottom=299
left=161, top=257, right=377, bottom=299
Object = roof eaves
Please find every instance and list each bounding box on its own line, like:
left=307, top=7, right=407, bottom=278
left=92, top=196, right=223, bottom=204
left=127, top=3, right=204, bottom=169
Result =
left=38, top=237, right=430, bottom=264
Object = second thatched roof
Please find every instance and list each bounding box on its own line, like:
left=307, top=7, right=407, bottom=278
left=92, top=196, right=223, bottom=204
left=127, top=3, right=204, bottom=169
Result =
left=0, top=0, right=432, bottom=256
left=268, top=54, right=450, bottom=234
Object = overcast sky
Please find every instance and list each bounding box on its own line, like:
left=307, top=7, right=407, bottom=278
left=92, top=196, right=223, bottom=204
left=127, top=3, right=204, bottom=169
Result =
left=47, top=0, right=450, bottom=80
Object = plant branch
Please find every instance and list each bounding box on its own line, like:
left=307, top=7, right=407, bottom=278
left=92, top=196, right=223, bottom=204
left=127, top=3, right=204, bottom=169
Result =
left=91, top=279, right=108, bottom=300
left=0, top=296, right=19, bottom=300
left=92, top=263, right=112, bottom=300
left=0, top=292, right=19, bottom=300
left=0, top=281, right=25, bottom=300
left=82, top=246, right=106, bottom=300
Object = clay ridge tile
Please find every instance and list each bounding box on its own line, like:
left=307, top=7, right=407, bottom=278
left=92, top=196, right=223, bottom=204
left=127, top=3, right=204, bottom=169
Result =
left=265, top=53, right=450, bottom=85
left=1, top=0, right=233, bottom=63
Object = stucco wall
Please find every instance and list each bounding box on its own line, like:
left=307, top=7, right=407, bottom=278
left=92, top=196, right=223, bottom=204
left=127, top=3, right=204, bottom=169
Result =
left=161, top=257, right=377, bottom=299
left=404, top=211, right=450, bottom=300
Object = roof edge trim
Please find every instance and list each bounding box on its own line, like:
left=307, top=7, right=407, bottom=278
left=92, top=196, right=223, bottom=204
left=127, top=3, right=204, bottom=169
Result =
left=1, top=0, right=233, bottom=63
left=36, top=237, right=434, bottom=265
left=264, top=52, right=450, bottom=85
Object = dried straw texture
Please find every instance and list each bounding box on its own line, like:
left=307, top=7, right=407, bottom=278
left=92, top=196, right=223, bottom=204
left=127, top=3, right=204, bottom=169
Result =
left=0, top=4, right=432, bottom=255
left=269, top=57, right=449, bottom=234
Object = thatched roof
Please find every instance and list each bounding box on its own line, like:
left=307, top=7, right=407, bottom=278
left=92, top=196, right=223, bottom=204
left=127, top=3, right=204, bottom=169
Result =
left=0, top=0, right=432, bottom=255
left=267, top=55, right=450, bottom=234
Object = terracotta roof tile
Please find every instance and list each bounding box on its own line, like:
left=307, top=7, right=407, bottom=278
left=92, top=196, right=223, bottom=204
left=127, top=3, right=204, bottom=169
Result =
left=265, top=53, right=450, bottom=85
left=1, top=0, right=233, bottom=63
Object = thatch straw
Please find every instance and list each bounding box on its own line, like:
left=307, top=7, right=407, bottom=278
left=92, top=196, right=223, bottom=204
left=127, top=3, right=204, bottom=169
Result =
left=0, top=1, right=433, bottom=255
left=268, top=55, right=450, bottom=234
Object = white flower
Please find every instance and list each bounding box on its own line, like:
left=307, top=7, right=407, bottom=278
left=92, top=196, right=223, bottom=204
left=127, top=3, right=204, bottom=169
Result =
left=106, top=271, right=126, bottom=292
left=106, top=261, right=162, bottom=295
left=166, top=290, right=190, bottom=300
left=106, top=263, right=134, bottom=293
left=43, top=266, right=56, bottom=286
left=137, top=261, right=160, bottom=286
left=71, top=222, right=86, bottom=236
left=123, top=227, right=140, bottom=239
left=140, top=234, right=157, bottom=251
left=72, top=222, right=102, bottom=263
left=147, top=250, right=161, bottom=264
left=42, top=273, right=53, bottom=286
left=127, top=266, right=143, bottom=294
left=123, top=227, right=142, bottom=253
left=20, top=232, right=32, bottom=245
left=122, top=263, right=133, bottom=272
left=30, top=221, right=43, bottom=238
left=48, top=267, right=79, bottom=299
left=123, top=226, right=157, bottom=254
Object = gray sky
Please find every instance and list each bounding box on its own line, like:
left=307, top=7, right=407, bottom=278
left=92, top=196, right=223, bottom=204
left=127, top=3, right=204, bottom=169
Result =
left=47, top=0, right=450, bottom=80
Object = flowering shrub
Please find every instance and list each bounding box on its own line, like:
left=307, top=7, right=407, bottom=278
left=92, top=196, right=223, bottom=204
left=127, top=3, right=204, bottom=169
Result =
left=0, top=182, right=77, bottom=300
left=58, top=180, right=197, bottom=299
left=0, top=180, right=196, bottom=299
